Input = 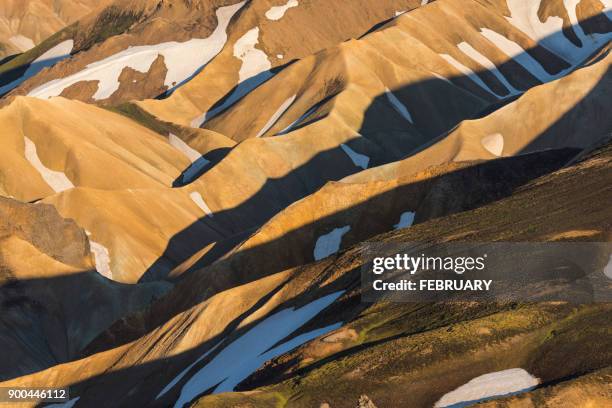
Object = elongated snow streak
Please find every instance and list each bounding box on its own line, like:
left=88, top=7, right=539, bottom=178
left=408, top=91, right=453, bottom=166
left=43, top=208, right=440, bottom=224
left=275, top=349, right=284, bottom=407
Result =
left=457, top=42, right=520, bottom=96
left=24, top=136, right=74, bottom=193
left=384, top=88, right=414, bottom=123
left=169, top=134, right=210, bottom=183
left=434, top=368, right=539, bottom=407
left=394, top=212, right=415, bottom=229
left=265, top=0, right=299, bottom=20
left=340, top=144, right=369, bottom=169
left=169, top=133, right=201, bottom=162
left=28, top=2, right=246, bottom=100
left=314, top=226, right=351, bottom=260
left=90, top=240, right=112, bottom=279
left=479, top=28, right=558, bottom=83
left=604, top=254, right=612, bottom=279
left=156, top=342, right=222, bottom=399
left=173, top=291, right=344, bottom=407
left=256, top=94, right=296, bottom=137
left=234, top=27, right=272, bottom=82
left=190, top=68, right=275, bottom=127
left=439, top=54, right=500, bottom=98
left=276, top=103, right=319, bottom=135
left=190, top=192, right=213, bottom=217
left=0, top=40, right=73, bottom=95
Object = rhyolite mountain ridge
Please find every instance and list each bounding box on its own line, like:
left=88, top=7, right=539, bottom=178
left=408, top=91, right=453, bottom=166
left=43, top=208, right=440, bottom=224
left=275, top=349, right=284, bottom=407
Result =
left=0, top=0, right=610, bottom=407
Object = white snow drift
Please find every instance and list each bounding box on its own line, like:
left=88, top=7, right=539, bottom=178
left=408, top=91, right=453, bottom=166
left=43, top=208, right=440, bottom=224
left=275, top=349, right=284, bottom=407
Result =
left=28, top=2, right=246, bottom=100
left=480, top=28, right=557, bottom=83
left=384, top=87, right=414, bottom=123
left=439, top=53, right=500, bottom=97
left=394, top=211, right=415, bottom=230
left=505, top=0, right=612, bottom=65
left=340, top=143, right=369, bottom=170
left=435, top=368, right=539, bottom=407
left=87, top=233, right=112, bottom=279
left=234, top=27, right=272, bottom=83
left=173, top=291, right=344, bottom=407
left=256, top=94, right=296, bottom=137
left=265, top=0, right=299, bottom=21
left=457, top=41, right=520, bottom=96
left=314, top=225, right=351, bottom=261
left=481, top=133, right=504, bottom=157
left=0, top=40, right=73, bottom=95
left=156, top=342, right=222, bottom=400
left=169, top=134, right=210, bottom=183
left=190, top=191, right=213, bottom=217
left=24, top=136, right=74, bottom=193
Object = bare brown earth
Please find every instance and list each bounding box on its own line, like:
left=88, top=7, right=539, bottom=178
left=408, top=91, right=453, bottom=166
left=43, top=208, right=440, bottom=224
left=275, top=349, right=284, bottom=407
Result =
left=0, top=123, right=610, bottom=408
left=0, top=197, right=171, bottom=381
left=0, top=0, right=112, bottom=58
left=0, top=1, right=610, bottom=407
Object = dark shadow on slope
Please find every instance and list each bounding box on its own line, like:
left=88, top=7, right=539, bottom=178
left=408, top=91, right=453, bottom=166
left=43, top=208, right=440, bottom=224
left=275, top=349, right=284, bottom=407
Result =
left=0, top=270, right=170, bottom=381
left=143, top=18, right=610, bottom=283
left=19, top=141, right=612, bottom=408
left=119, top=147, right=580, bottom=344
left=0, top=53, right=73, bottom=96
left=4, top=15, right=610, bottom=403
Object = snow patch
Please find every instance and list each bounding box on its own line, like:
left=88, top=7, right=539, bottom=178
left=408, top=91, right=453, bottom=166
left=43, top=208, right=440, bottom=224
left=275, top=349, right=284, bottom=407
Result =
left=314, top=226, right=350, bottom=261
left=384, top=87, right=413, bottom=123
left=439, top=53, right=499, bottom=97
left=256, top=94, right=296, bottom=137
left=276, top=102, right=319, bottom=135
left=481, top=133, right=504, bottom=156
left=431, top=72, right=453, bottom=84
left=394, top=212, right=415, bottom=229
left=421, top=0, right=430, bottom=5
left=603, top=0, right=612, bottom=21
left=277, top=54, right=284, bottom=59
left=24, top=136, right=74, bottom=193
left=156, top=342, right=222, bottom=400
left=434, top=368, right=539, bottom=407
left=604, top=254, right=612, bottom=279
left=340, top=144, right=369, bottom=169
left=190, top=191, right=213, bottom=217
left=173, top=291, right=344, bottom=407
left=480, top=28, right=557, bottom=83
left=169, top=133, right=201, bottom=162
left=457, top=42, right=520, bottom=96
left=191, top=69, right=275, bottom=127
left=234, top=27, right=272, bottom=83
left=395, top=10, right=407, bottom=17
left=265, top=0, right=299, bottom=21
left=28, top=2, right=245, bottom=100
left=0, top=40, right=73, bottom=95
left=169, top=133, right=210, bottom=183
left=505, top=0, right=612, bottom=64
left=9, top=35, right=35, bottom=51
left=86, top=231, right=112, bottom=279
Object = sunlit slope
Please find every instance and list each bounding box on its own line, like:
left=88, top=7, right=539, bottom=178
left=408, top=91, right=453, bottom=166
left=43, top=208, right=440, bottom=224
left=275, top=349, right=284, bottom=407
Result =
left=2, top=0, right=426, bottom=106
left=0, top=197, right=170, bottom=381
left=0, top=0, right=111, bottom=58
left=1, top=138, right=609, bottom=408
